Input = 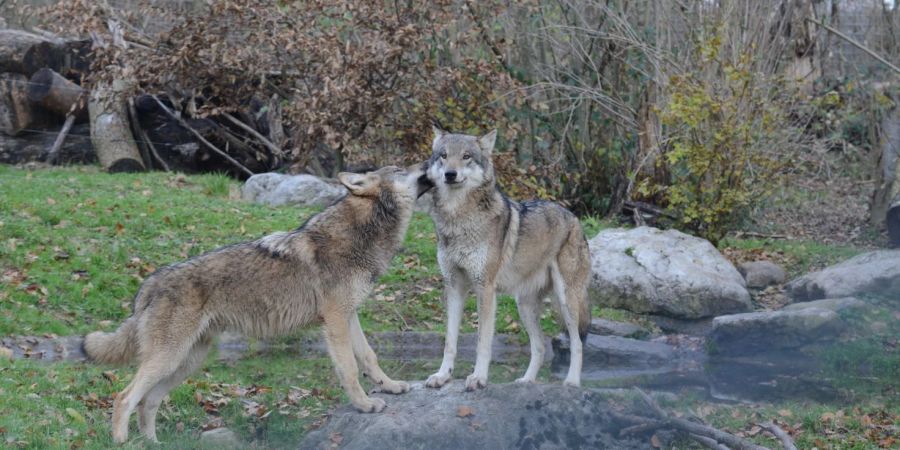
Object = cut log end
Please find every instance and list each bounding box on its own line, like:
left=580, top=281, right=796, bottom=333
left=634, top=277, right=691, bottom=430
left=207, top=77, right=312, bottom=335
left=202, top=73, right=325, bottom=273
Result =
left=107, top=158, right=145, bottom=173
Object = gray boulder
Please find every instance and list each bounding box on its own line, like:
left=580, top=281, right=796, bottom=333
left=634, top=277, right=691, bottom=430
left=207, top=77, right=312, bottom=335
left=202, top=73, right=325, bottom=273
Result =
left=785, top=250, right=900, bottom=301
left=588, top=318, right=649, bottom=338
left=241, top=172, right=346, bottom=207
left=299, top=383, right=648, bottom=450
left=589, top=227, right=752, bottom=319
left=709, top=308, right=844, bottom=355
left=737, top=260, right=787, bottom=289
left=781, top=297, right=867, bottom=314
left=583, top=335, right=673, bottom=366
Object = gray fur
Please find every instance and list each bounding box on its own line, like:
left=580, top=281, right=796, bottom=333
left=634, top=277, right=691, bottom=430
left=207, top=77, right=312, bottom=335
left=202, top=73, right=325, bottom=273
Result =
left=423, top=128, right=591, bottom=391
left=83, top=165, right=426, bottom=444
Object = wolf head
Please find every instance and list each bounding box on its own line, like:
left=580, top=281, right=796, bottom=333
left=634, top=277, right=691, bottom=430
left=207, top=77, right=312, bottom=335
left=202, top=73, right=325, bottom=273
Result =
left=425, top=127, right=497, bottom=193
left=337, top=164, right=431, bottom=206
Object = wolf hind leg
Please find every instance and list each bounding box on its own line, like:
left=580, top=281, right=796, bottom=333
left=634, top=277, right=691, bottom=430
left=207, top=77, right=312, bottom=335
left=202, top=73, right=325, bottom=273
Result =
left=514, top=292, right=545, bottom=383
left=137, top=334, right=213, bottom=442
left=322, top=308, right=384, bottom=413
left=112, top=341, right=196, bottom=443
left=549, top=263, right=582, bottom=387
left=349, top=313, right=409, bottom=395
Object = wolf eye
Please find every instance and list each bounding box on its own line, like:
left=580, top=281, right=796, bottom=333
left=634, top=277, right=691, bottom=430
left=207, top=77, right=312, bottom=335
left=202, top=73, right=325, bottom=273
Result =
left=462, top=153, right=471, bottom=160
left=440, top=153, right=447, bottom=159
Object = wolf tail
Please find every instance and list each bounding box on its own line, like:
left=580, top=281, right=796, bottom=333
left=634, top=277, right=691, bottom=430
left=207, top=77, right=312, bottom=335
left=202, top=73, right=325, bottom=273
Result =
left=83, top=317, right=138, bottom=365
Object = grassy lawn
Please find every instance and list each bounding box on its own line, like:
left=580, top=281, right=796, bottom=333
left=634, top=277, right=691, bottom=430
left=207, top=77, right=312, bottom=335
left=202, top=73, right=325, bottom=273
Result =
left=1, top=166, right=895, bottom=449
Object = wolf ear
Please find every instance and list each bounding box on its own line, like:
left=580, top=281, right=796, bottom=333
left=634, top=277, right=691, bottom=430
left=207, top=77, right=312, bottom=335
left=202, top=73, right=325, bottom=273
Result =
left=338, top=172, right=380, bottom=196
left=432, top=125, right=447, bottom=148
left=479, top=129, right=497, bottom=156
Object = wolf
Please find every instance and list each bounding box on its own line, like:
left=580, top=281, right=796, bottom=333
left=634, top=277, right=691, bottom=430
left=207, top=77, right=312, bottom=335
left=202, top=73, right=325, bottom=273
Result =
left=422, top=127, right=591, bottom=391
left=83, top=165, right=431, bottom=444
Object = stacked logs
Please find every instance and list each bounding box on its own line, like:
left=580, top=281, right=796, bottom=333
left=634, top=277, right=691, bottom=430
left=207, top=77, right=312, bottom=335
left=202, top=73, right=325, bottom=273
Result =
left=0, top=28, right=286, bottom=178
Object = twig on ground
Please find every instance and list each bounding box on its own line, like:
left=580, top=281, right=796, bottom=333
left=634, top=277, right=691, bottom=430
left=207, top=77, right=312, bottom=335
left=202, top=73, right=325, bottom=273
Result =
left=222, top=112, right=283, bottom=157
left=760, top=422, right=797, bottom=450
left=690, top=433, right=732, bottom=450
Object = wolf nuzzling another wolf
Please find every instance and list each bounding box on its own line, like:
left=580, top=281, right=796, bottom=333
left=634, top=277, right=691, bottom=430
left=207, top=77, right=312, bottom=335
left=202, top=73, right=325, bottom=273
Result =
left=83, top=165, right=431, bottom=444
left=422, top=127, right=591, bottom=391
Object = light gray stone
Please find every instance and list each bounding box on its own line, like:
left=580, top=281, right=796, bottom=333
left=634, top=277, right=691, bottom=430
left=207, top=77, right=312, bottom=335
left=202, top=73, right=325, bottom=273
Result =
left=785, top=250, right=900, bottom=301
left=737, top=260, right=787, bottom=289
left=588, top=318, right=648, bottom=339
left=781, top=297, right=867, bottom=314
left=588, top=226, right=752, bottom=319
left=299, top=383, right=649, bottom=450
left=241, top=172, right=346, bottom=207
left=200, top=427, right=240, bottom=447
left=709, top=308, right=844, bottom=355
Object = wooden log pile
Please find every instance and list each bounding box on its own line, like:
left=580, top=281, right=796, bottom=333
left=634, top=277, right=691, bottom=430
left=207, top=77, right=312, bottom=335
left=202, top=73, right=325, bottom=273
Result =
left=0, top=28, right=286, bottom=178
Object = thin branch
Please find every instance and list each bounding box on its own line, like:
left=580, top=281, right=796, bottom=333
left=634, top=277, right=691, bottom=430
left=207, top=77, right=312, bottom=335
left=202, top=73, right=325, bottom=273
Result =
left=222, top=112, right=283, bottom=157
left=47, top=114, right=75, bottom=165
left=690, top=433, right=731, bottom=450
left=806, top=18, right=900, bottom=75
left=151, top=95, right=254, bottom=177
left=760, top=422, right=797, bottom=450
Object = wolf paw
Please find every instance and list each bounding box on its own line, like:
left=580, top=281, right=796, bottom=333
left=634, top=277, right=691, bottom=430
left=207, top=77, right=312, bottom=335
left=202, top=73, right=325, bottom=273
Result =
left=354, top=397, right=386, bottom=413
left=464, top=374, right=487, bottom=391
left=562, top=378, right=581, bottom=388
left=425, top=372, right=451, bottom=388
left=378, top=380, right=410, bottom=395
left=514, top=376, right=536, bottom=384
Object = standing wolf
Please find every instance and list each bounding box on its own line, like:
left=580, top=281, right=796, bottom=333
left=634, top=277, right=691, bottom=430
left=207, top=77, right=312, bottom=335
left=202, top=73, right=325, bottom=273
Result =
left=423, top=127, right=590, bottom=390
left=84, top=165, right=430, bottom=444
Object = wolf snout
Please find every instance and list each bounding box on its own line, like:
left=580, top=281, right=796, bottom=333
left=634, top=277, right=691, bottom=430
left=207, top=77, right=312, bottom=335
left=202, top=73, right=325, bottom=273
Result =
left=444, top=170, right=458, bottom=182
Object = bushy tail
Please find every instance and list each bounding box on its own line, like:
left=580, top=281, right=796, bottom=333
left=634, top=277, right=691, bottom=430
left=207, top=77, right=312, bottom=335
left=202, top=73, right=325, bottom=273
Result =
left=83, top=317, right=138, bottom=365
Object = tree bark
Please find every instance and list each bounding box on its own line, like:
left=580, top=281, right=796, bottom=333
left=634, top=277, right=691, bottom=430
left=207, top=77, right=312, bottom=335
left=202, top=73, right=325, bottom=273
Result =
left=0, top=123, right=94, bottom=165
left=0, top=72, right=51, bottom=136
left=0, top=29, right=67, bottom=77
left=89, top=80, right=145, bottom=173
left=27, top=68, right=87, bottom=121
left=871, top=103, right=900, bottom=237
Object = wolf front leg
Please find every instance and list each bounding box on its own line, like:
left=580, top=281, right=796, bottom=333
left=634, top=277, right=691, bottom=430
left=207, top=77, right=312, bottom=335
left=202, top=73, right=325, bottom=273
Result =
left=349, top=313, right=410, bottom=394
left=322, top=308, right=385, bottom=413
left=466, top=283, right=497, bottom=391
left=426, top=274, right=469, bottom=388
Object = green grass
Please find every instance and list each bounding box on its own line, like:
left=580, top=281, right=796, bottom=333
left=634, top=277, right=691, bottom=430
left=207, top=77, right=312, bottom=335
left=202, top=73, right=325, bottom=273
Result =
left=1, top=166, right=890, bottom=449
left=719, top=236, right=864, bottom=276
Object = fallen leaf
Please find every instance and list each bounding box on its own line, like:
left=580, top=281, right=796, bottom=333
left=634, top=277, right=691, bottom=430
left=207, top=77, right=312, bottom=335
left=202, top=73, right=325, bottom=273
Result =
left=650, top=433, right=661, bottom=448
left=115, top=223, right=125, bottom=235
left=457, top=405, right=474, bottom=418
left=102, top=371, right=118, bottom=383
left=65, top=408, right=86, bottom=424
left=0, top=347, right=12, bottom=361
left=778, top=409, right=793, bottom=418
left=330, top=432, right=343, bottom=444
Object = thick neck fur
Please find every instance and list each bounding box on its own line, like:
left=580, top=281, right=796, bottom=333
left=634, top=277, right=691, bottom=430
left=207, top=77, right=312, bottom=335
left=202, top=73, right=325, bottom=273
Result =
left=430, top=167, right=505, bottom=221
left=258, top=188, right=413, bottom=279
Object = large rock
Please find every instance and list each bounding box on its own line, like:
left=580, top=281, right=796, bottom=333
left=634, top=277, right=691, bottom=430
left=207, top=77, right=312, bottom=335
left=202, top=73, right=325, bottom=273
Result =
left=589, top=227, right=752, bottom=319
left=781, top=297, right=867, bottom=314
left=785, top=250, right=900, bottom=301
left=588, top=318, right=649, bottom=339
left=241, top=172, right=346, bottom=207
left=709, top=308, right=844, bottom=355
left=300, top=383, right=648, bottom=450
left=737, top=260, right=786, bottom=289
left=582, top=335, right=674, bottom=366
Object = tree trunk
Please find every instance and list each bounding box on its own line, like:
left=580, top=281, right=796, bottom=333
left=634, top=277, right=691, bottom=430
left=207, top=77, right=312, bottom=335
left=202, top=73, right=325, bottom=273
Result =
left=27, top=68, right=87, bottom=121
left=0, top=29, right=87, bottom=77
left=889, top=196, right=900, bottom=248
left=0, top=123, right=94, bottom=165
left=871, top=104, right=900, bottom=235
left=0, top=72, right=50, bottom=136
left=89, top=80, right=145, bottom=173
